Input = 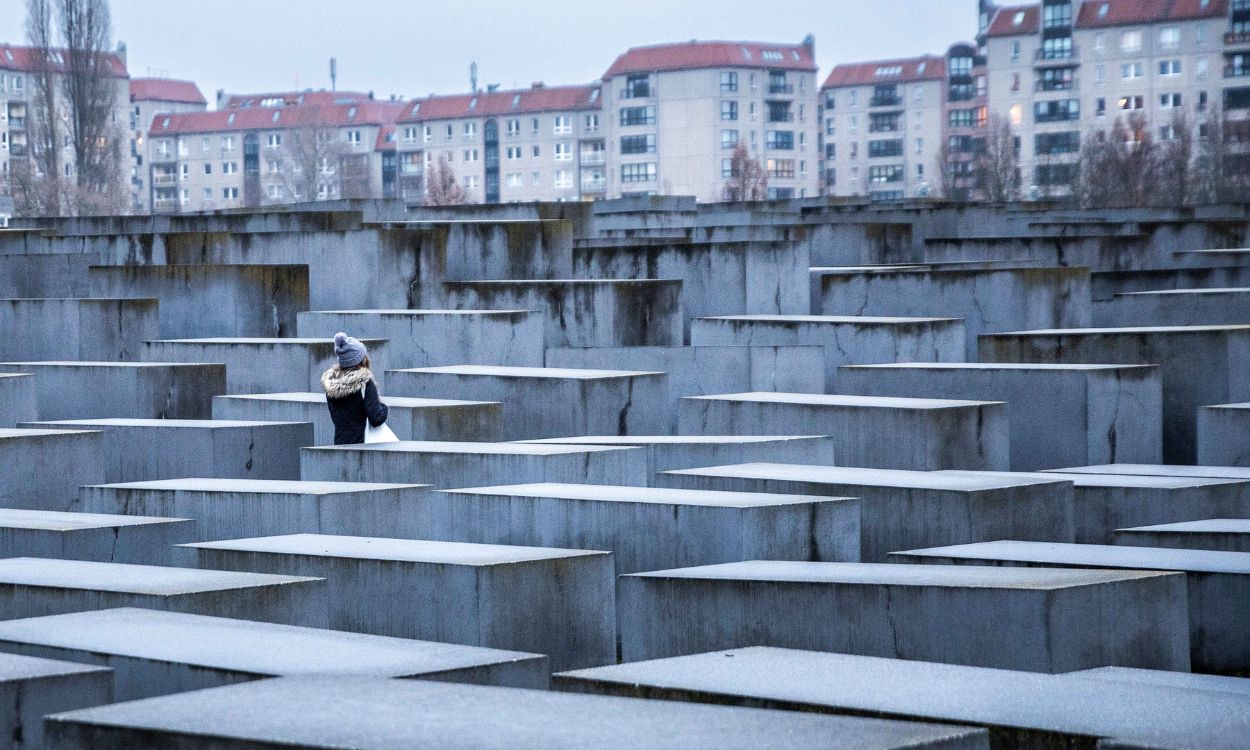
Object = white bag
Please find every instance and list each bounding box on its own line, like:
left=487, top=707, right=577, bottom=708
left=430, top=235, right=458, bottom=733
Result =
left=361, top=384, right=399, bottom=443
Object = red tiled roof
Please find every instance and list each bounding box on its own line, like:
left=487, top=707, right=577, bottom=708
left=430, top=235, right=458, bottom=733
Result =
left=0, top=44, right=127, bottom=77
left=375, top=124, right=396, bottom=151
left=986, top=5, right=1040, bottom=36
left=130, top=78, right=206, bottom=105
left=221, top=90, right=378, bottom=109
left=148, top=100, right=404, bottom=136
left=603, top=40, right=817, bottom=79
left=822, top=55, right=946, bottom=89
left=1076, top=0, right=1227, bottom=28
left=396, top=84, right=602, bottom=123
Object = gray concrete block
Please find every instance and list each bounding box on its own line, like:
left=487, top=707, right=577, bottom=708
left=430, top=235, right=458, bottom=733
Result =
left=679, top=393, right=1009, bottom=471
left=1114, top=519, right=1250, bottom=553
left=519, top=435, right=835, bottom=480
left=893, top=540, right=1250, bottom=673
left=659, top=464, right=1073, bottom=562
left=0, top=608, right=548, bottom=700
left=184, top=534, right=615, bottom=671
left=438, top=280, right=684, bottom=348
left=388, top=366, right=669, bottom=439
left=1050, top=463, right=1250, bottom=481
left=0, top=374, right=36, bottom=427
left=554, top=647, right=1250, bottom=750
left=838, top=363, right=1162, bottom=470
left=0, top=429, right=105, bottom=512
left=88, top=264, right=309, bottom=338
left=0, top=362, right=225, bottom=420
left=0, top=298, right=159, bottom=361
left=1066, top=666, right=1250, bottom=696
left=80, top=478, right=432, bottom=542
left=213, top=391, right=502, bottom=444
left=428, top=483, right=860, bottom=570
left=0, top=509, right=194, bottom=565
left=617, top=561, right=1190, bottom=672
left=979, top=325, right=1250, bottom=463
left=0, top=557, right=326, bottom=626
left=42, top=674, right=991, bottom=750
left=22, top=419, right=311, bottom=483
left=296, top=309, right=544, bottom=368
left=0, top=651, right=112, bottom=750
left=690, top=315, right=966, bottom=388
left=1097, top=288, right=1250, bottom=328
left=301, top=441, right=648, bottom=488
left=142, top=338, right=388, bottom=395
left=1198, top=403, right=1250, bottom=467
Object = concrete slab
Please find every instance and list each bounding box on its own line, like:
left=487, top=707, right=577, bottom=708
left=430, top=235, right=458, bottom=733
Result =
left=892, top=540, right=1250, bottom=672
left=80, top=478, right=432, bottom=542
left=301, top=441, right=648, bottom=489
left=0, top=509, right=194, bottom=565
left=0, top=651, right=112, bottom=750
left=23, top=418, right=312, bottom=482
left=0, top=361, right=225, bottom=420
left=617, top=561, right=1189, bottom=672
left=142, top=338, right=389, bottom=394
left=1198, top=403, right=1250, bottom=467
left=388, top=366, right=669, bottom=440
left=0, top=429, right=105, bottom=512
left=184, top=533, right=615, bottom=671
left=0, top=298, right=159, bottom=361
left=1098, top=288, right=1250, bottom=327
left=659, top=464, right=1073, bottom=561
left=213, top=391, right=502, bottom=444
left=0, top=557, right=326, bottom=626
left=1050, top=464, right=1250, bottom=481
left=0, top=608, right=548, bottom=700
left=1066, top=666, right=1250, bottom=696
left=1114, top=519, right=1250, bottom=553
left=679, top=392, right=1008, bottom=471
left=553, top=647, right=1250, bottom=750
left=519, top=435, right=835, bottom=480
left=0, top=373, right=36, bottom=426
left=42, top=674, right=991, bottom=750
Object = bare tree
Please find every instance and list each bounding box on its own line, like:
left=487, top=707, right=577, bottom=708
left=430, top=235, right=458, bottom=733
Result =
left=1157, top=109, right=1196, bottom=206
left=976, top=115, right=1020, bottom=202
left=278, top=112, right=347, bottom=203
left=1194, top=107, right=1250, bottom=204
left=1076, top=114, right=1159, bottom=208
left=424, top=154, right=466, bottom=206
left=722, top=143, right=768, bottom=201
left=934, top=139, right=955, bottom=200
left=17, top=0, right=63, bottom=216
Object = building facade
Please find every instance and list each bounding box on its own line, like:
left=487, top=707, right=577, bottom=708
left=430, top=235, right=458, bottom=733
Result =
left=129, top=78, right=207, bottom=213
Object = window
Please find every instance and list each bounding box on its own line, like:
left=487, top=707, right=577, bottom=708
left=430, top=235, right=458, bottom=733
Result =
left=464, top=175, right=479, bottom=189
left=1040, top=37, right=1072, bottom=60
left=1121, top=31, right=1142, bottom=53
left=948, top=110, right=975, bottom=128
left=445, top=125, right=454, bottom=140
left=1160, top=93, right=1182, bottom=108
left=1119, top=95, right=1145, bottom=111
left=720, top=101, right=738, bottom=121
left=532, top=145, right=540, bottom=157
left=584, top=114, right=599, bottom=131
left=424, top=125, right=432, bottom=143
left=1121, top=62, right=1143, bottom=80
left=266, top=133, right=281, bottom=148
left=1159, top=60, right=1181, bottom=77
left=720, top=72, right=738, bottom=92
left=1094, top=33, right=1106, bottom=54
left=620, top=106, right=656, bottom=126
left=765, top=130, right=794, bottom=150
left=721, top=129, right=739, bottom=148
left=267, top=184, right=282, bottom=200
left=766, top=158, right=796, bottom=178
left=346, top=130, right=361, bottom=146
left=620, top=162, right=657, bottom=182
left=531, top=118, right=540, bottom=134
left=825, top=143, right=836, bottom=159
left=868, top=165, right=903, bottom=183
left=553, top=169, right=572, bottom=188
left=824, top=93, right=835, bottom=110
left=1034, top=131, right=1081, bottom=155
left=203, top=188, right=212, bottom=201
left=505, top=173, right=523, bottom=188
left=825, top=117, right=835, bottom=136
left=1096, top=97, right=1107, bottom=116
left=463, top=122, right=477, bottom=138
left=850, top=142, right=859, bottom=159
left=620, top=134, right=655, bottom=154
left=506, top=146, right=522, bottom=159
left=554, top=142, right=572, bottom=161
left=201, top=137, right=211, bottom=153
left=463, top=149, right=479, bottom=162
left=267, top=159, right=281, bottom=174
left=624, top=74, right=651, bottom=98
left=868, top=139, right=903, bottom=157
left=1095, top=64, right=1106, bottom=84
left=403, top=127, right=418, bottom=143
left=506, top=119, right=520, bottom=136
left=223, top=187, right=239, bottom=200
left=1198, top=91, right=1209, bottom=111
left=869, top=112, right=900, bottom=132
left=721, top=158, right=736, bottom=178
left=1034, top=99, right=1080, bottom=122
left=203, top=163, right=212, bottom=175
left=1159, top=124, right=1178, bottom=141
left=223, top=136, right=235, bottom=152
left=1042, top=2, right=1072, bottom=29
left=1011, top=40, right=1021, bottom=62
left=1158, top=26, right=1180, bottom=49
left=222, top=162, right=238, bottom=174
left=180, top=163, right=189, bottom=180
left=553, top=115, right=571, bottom=134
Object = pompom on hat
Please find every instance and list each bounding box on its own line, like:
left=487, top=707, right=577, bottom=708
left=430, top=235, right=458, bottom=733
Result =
left=333, top=332, right=367, bottom=369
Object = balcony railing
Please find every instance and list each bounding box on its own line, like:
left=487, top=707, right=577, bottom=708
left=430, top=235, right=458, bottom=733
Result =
left=1226, top=31, right=1250, bottom=46
left=579, top=151, right=606, bottom=166
left=1035, top=46, right=1078, bottom=62
left=6, top=117, right=25, bottom=130
left=152, top=173, right=177, bottom=186
left=768, top=83, right=794, bottom=95
left=580, top=178, right=606, bottom=192
left=150, top=152, right=176, bottom=163
left=1226, top=65, right=1250, bottom=78
left=8, top=144, right=26, bottom=156
left=869, top=95, right=902, bottom=107
left=767, top=113, right=794, bottom=123
left=1035, top=80, right=1077, bottom=92
left=152, top=198, right=178, bottom=211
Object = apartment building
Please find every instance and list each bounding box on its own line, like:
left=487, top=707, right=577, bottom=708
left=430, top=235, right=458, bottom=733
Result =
left=601, top=39, right=820, bottom=201
left=145, top=99, right=402, bottom=213
left=819, top=55, right=946, bottom=200
left=985, top=0, right=1235, bottom=195
left=393, top=83, right=604, bottom=203
left=942, top=42, right=992, bottom=199
left=129, top=78, right=206, bottom=213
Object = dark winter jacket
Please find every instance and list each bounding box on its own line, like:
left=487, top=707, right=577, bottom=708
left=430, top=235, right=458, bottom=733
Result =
left=321, top=366, right=388, bottom=445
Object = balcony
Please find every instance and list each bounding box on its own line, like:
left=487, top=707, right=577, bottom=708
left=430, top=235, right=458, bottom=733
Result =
left=150, top=151, right=176, bottom=164
left=869, top=95, right=903, bottom=107
left=1226, top=31, right=1250, bottom=46
left=580, top=178, right=606, bottom=193
left=1035, top=46, right=1078, bottom=64
left=9, top=144, right=26, bottom=157
left=1227, top=65, right=1250, bottom=78
left=1035, top=79, right=1077, bottom=92
left=768, top=83, right=794, bottom=95
left=579, top=151, right=606, bottom=166
left=6, top=117, right=25, bottom=131
left=152, top=197, right=178, bottom=212
left=152, top=173, right=177, bottom=186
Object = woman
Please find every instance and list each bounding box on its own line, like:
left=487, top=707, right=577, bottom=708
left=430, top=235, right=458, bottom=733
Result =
left=321, top=332, right=389, bottom=445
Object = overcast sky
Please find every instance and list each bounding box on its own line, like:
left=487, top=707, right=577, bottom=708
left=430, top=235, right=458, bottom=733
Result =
left=0, top=0, right=976, bottom=107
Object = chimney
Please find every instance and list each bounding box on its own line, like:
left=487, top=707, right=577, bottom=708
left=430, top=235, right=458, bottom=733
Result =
left=531, top=81, right=545, bottom=89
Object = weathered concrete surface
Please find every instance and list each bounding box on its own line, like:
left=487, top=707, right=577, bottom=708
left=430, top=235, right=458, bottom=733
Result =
left=301, top=441, right=648, bottom=488
left=23, top=419, right=312, bottom=482
left=1197, top=403, right=1250, bottom=467
left=658, top=464, right=1073, bottom=562
left=617, top=561, right=1190, bottom=672
left=893, top=540, right=1250, bottom=673
left=1096, top=288, right=1250, bottom=328
left=0, top=429, right=105, bottom=512
left=1051, top=463, right=1250, bottom=481
left=0, top=298, right=159, bottom=361
left=979, top=325, right=1250, bottom=463
left=42, top=674, right=991, bottom=750
left=426, top=483, right=860, bottom=570
left=142, top=338, right=389, bottom=394
left=1114, top=519, right=1250, bottom=554
left=81, top=478, right=433, bottom=542
left=519, top=435, right=835, bottom=480
left=837, top=363, right=1162, bottom=470
left=679, top=392, right=1009, bottom=471
left=691, top=315, right=966, bottom=388
left=185, top=534, right=615, bottom=671
left=0, top=608, right=548, bottom=700
left=0, top=374, right=36, bottom=427
left=817, top=266, right=1090, bottom=358
left=1066, top=665, right=1250, bottom=696
left=0, top=362, right=225, bottom=420
left=213, top=392, right=502, bottom=445
left=553, top=647, right=1250, bottom=750
left=389, top=366, right=668, bottom=440
left=0, top=651, right=112, bottom=750
left=0, top=557, right=326, bottom=626
left=88, top=264, right=308, bottom=338
left=296, top=309, right=544, bottom=368
left=0, top=509, right=193, bottom=565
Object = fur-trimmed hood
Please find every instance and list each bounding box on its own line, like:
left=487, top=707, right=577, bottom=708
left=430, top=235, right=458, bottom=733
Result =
left=321, top=366, right=374, bottom=399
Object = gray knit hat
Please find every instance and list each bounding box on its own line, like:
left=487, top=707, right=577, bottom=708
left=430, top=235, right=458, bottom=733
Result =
left=333, top=332, right=367, bottom=369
